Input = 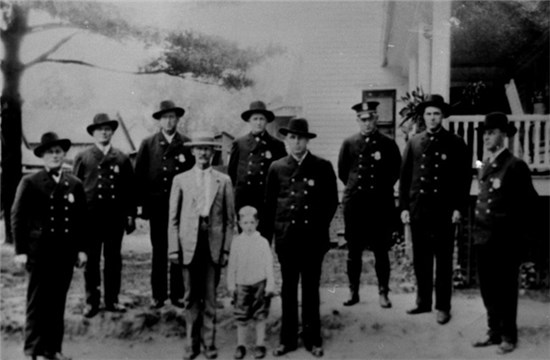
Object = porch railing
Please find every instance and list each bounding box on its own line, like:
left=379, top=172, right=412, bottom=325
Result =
left=447, top=114, right=550, bottom=173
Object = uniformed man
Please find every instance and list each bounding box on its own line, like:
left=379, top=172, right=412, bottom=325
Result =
left=264, top=118, right=338, bottom=358
left=12, top=132, right=87, bottom=360
left=73, top=113, right=136, bottom=317
left=135, top=100, right=195, bottom=309
left=228, top=100, right=286, bottom=238
left=399, top=94, right=471, bottom=325
left=338, top=101, right=401, bottom=308
left=471, top=112, right=538, bottom=355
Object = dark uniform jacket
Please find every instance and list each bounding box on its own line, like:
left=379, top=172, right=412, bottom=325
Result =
left=399, top=128, right=471, bottom=223
left=134, top=132, right=195, bottom=215
left=264, top=152, right=338, bottom=253
left=474, top=149, right=537, bottom=245
left=73, top=145, right=135, bottom=217
left=228, top=131, right=286, bottom=211
left=338, top=130, right=401, bottom=245
left=11, top=170, right=87, bottom=267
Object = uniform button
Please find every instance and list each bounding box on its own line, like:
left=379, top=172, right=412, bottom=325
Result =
left=476, top=199, right=480, bottom=204
left=51, top=217, right=54, bottom=221
left=304, top=220, right=309, bottom=224
left=249, top=161, right=253, bottom=165
left=163, top=178, right=168, bottom=181
left=259, top=181, right=263, bottom=185
left=291, top=178, right=295, bottom=182
left=435, top=164, right=439, bottom=168
left=50, top=195, right=54, bottom=199
left=50, top=206, right=54, bottom=210
left=486, top=209, right=491, bottom=214
left=488, top=199, right=492, bottom=203
left=421, top=177, right=425, bottom=181
left=475, top=210, right=479, bottom=215
left=304, top=190, right=308, bottom=194
left=65, top=207, right=68, bottom=210
left=260, top=171, right=264, bottom=175
left=291, top=220, right=295, bottom=224
left=110, top=175, right=114, bottom=179
left=291, top=205, right=295, bottom=209
left=51, top=229, right=55, bottom=232
left=422, top=154, right=426, bottom=158
left=291, top=191, right=295, bottom=195
left=358, top=186, right=362, bottom=190
left=111, top=185, right=115, bottom=189
left=370, top=186, right=374, bottom=189
left=304, top=205, right=308, bottom=209
left=370, top=175, right=374, bottom=178
left=163, top=156, right=167, bottom=160
left=358, top=175, right=362, bottom=179
left=434, top=189, right=438, bottom=193
left=65, top=229, right=69, bottom=233
left=435, top=152, right=439, bottom=156
left=163, top=167, right=167, bottom=171
left=489, top=189, right=493, bottom=193
left=370, top=164, right=374, bottom=168
left=421, top=165, right=425, bottom=169
left=98, top=195, right=103, bottom=199
left=420, top=189, right=425, bottom=194
left=112, top=195, right=115, bottom=199
left=176, top=167, right=180, bottom=171
left=247, top=181, right=251, bottom=185
left=98, top=175, right=102, bottom=179
left=359, top=154, right=363, bottom=157
left=434, top=176, right=438, bottom=180
left=98, top=184, right=102, bottom=188
left=248, top=171, right=252, bottom=174
left=359, top=165, right=363, bottom=168
left=65, top=218, right=69, bottom=222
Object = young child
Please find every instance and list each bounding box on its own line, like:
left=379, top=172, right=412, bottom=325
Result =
left=227, top=206, right=275, bottom=359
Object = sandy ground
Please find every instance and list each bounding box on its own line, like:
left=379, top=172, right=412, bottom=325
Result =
left=1, top=222, right=549, bottom=360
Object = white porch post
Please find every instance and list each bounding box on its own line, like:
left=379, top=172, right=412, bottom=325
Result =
left=409, top=55, right=418, bottom=92
left=417, top=21, right=432, bottom=94
left=431, top=0, right=452, bottom=101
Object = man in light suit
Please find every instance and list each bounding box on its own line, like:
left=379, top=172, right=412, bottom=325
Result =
left=168, top=131, right=235, bottom=360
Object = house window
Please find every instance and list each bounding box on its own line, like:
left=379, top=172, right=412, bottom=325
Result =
left=362, top=89, right=396, bottom=139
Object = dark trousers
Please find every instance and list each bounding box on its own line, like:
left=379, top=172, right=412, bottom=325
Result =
left=85, top=212, right=125, bottom=306
left=149, top=202, right=184, bottom=303
left=25, top=257, right=74, bottom=356
left=476, top=243, right=519, bottom=343
left=410, top=222, right=454, bottom=311
left=277, top=243, right=325, bottom=349
left=346, top=241, right=390, bottom=294
left=182, top=217, right=219, bottom=350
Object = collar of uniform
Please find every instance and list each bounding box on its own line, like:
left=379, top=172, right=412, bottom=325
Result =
left=290, top=150, right=309, bottom=165
left=486, top=146, right=506, bottom=164
left=161, top=130, right=176, bottom=144
left=361, top=129, right=378, bottom=140
left=426, top=127, right=443, bottom=138
left=95, top=143, right=111, bottom=155
left=194, top=165, right=213, bottom=176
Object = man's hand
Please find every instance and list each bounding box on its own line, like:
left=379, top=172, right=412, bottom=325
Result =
left=137, top=206, right=149, bottom=220
left=14, top=254, right=27, bottom=269
left=76, top=252, right=87, bottom=268
left=125, top=216, right=136, bottom=234
left=401, top=210, right=410, bottom=224
left=451, top=210, right=462, bottom=224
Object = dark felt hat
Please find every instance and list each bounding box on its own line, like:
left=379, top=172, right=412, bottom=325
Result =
left=34, top=132, right=71, bottom=157
left=416, top=94, right=451, bottom=118
left=478, top=112, right=517, bottom=136
left=86, top=113, right=119, bottom=135
left=279, top=118, right=316, bottom=139
left=152, top=100, right=185, bottom=120
left=352, top=101, right=380, bottom=119
left=241, top=101, right=275, bottom=122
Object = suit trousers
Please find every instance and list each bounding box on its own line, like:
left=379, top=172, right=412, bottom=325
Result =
left=346, top=240, right=390, bottom=294
left=182, top=217, right=219, bottom=350
left=410, top=222, right=454, bottom=311
left=85, top=210, right=125, bottom=306
left=476, top=242, right=519, bottom=343
left=149, top=198, right=184, bottom=303
left=277, top=239, right=325, bottom=349
left=25, top=256, right=74, bottom=356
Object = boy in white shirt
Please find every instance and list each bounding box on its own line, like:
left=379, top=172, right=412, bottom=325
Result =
left=227, top=206, right=275, bottom=359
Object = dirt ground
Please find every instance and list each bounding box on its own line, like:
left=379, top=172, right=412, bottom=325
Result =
left=1, top=222, right=549, bottom=360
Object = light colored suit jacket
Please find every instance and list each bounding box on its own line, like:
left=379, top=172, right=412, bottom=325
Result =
left=168, top=167, right=235, bottom=266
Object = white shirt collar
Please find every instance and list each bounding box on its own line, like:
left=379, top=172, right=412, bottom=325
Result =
left=161, top=130, right=175, bottom=143
left=487, top=147, right=506, bottom=163
left=96, top=143, right=111, bottom=155
left=291, top=150, right=309, bottom=165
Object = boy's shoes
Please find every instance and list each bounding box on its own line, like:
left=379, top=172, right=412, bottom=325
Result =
left=104, top=303, right=126, bottom=313
left=406, top=306, right=431, bottom=315
left=204, top=346, right=218, bottom=359
left=272, top=344, right=297, bottom=357
left=379, top=293, right=392, bottom=308
left=472, top=335, right=501, bottom=347
left=496, top=341, right=516, bottom=355
left=171, top=299, right=184, bottom=308
left=233, top=345, right=246, bottom=360
left=43, top=352, right=72, bottom=360
left=253, top=345, right=267, bottom=359
left=309, top=346, right=324, bottom=358
left=83, top=305, right=99, bottom=318
left=183, top=345, right=200, bottom=360
left=343, top=293, right=359, bottom=307
left=151, top=299, right=165, bottom=309
left=436, top=311, right=451, bottom=325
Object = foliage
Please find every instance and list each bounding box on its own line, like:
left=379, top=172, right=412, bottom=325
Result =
left=399, top=87, right=427, bottom=137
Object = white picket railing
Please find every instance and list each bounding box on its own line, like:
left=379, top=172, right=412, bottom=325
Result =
left=447, top=114, right=550, bottom=172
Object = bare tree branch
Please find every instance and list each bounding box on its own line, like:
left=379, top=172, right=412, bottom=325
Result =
left=27, top=22, right=82, bottom=33
left=25, top=32, right=79, bottom=68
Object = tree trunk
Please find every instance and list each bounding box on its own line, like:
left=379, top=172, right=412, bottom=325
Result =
left=1, top=4, right=28, bottom=244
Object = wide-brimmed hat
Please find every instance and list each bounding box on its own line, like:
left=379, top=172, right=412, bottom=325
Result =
left=279, top=118, right=317, bottom=139
left=86, top=113, right=119, bottom=135
left=184, top=131, right=222, bottom=148
left=34, top=132, right=71, bottom=157
left=152, top=100, right=185, bottom=120
left=241, top=101, right=275, bottom=122
left=477, top=112, right=517, bottom=136
left=351, top=101, right=379, bottom=119
left=416, top=94, right=451, bottom=118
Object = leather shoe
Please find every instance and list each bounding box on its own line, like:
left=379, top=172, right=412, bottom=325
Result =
left=204, top=346, right=218, bottom=359
left=472, top=335, right=501, bottom=347
left=406, top=306, right=431, bottom=315
left=183, top=345, right=200, bottom=360
left=309, top=346, right=324, bottom=358
left=343, top=293, right=359, bottom=307
left=151, top=299, right=165, bottom=309
left=83, top=305, right=100, bottom=318
left=436, top=310, right=451, bottom=325
left=43, top=352, right=72, bottom=360
left=104, top=303, right=126, bottom=313
left=379, top=293, right=392, bottom=308
left=233, top=345, right=246, bottom=360
left=171, top=299, right=184, bottom=308
left=253, top=345, right=266, bottom=359
left=496, top=341, right=516, bottom=355
left=273, top=344, right=297, bottom=357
